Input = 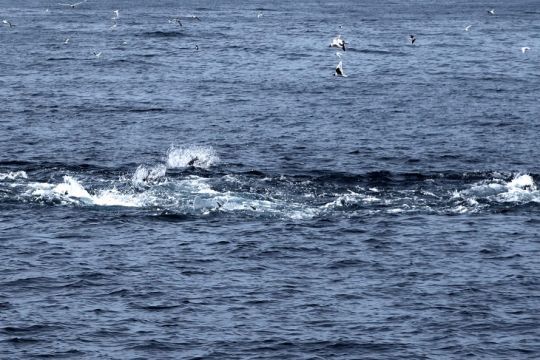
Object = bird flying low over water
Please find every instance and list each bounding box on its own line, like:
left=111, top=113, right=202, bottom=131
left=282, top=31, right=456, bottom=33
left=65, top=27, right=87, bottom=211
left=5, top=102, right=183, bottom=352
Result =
left=521, top=47, right=530, bottom=53
left=2, top=19, right=14, bottom=28
left=58, top=0, right=87, bottom=8
left=329, top=35, right=346, bottom=51
left=168, top=17, right=182, bottom=26
left=487, top=9, right=495, bottom=15
left=409, top=34, right=416, bottom=44
left=464, top=25, right=472, bottom=31
left=112, top=10, right=119, bottom=19
left=334, top=60, right=347, bottom=77
left=92, top=50, right=102, bottom=58
left=257, top=12, right=263, bottom=18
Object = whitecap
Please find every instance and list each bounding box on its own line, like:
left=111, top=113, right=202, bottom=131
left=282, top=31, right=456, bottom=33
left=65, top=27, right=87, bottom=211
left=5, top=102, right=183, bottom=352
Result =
left=0, top=171, right=28, bottom=181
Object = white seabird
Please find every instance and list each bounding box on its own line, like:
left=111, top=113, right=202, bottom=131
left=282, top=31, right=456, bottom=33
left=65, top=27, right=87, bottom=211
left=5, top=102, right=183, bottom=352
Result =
left=2, top=19, right=14, bottom=28
left=58, top=0, right=87, bottom=8
left=112, top=10, right=119, bottom=19
left=521, top=47, right=530, bottom=53
left=92, top=50, right=102, bottom=58
left=409, top=34, right=416, bottom=44
left=464, top=25, right=472, bottom=31
left=334, top=59, right=346, bottom=77
left=487, top=9, right=495, bottom=15
left=329, top=35, right=346, bottom=51
left=257, top=12, right=263, bottom=18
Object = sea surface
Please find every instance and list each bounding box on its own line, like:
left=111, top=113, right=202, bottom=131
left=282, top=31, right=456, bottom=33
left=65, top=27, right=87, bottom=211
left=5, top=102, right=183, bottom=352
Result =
left=1, top=0, right=539, bottom=358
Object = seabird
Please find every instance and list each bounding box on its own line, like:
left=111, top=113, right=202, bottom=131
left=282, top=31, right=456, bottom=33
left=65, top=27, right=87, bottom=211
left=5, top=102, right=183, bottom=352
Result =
left=191, top=15, right=201, bottom=21
left=487, top=9, right=495, bottom=15
left=334, top=60, right=346, bottom=77
left=521, top=47, right=530, bottom=53
left=2, top=19, right=14, bottom=28
left=195, top=44, right=199, bottom=50
left=92, top=50, right=102, bottom=58
left=257, top=12, right=263, bottom=18
left=112, top=9, right=119, bottom=19
left=329, top=35, right=346, bottom=51
left=409, top=34, right=416, bottom=44
left=464, top=25, right=472, bottom=31
left=64, top=37, right=70, bottom=44
left=58, top=0, right=87, bottom=8
left=168, top=17, right=182, bottom=26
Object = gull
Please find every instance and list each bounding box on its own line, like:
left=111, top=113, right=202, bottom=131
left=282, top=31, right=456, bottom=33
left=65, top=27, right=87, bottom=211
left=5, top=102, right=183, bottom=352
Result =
left=521, top=47, right=530, bottom=53
left=487, top=9, right=495, bottom=15
left=334, top=60, right=346, bottom=77
left=58, top=0, right=87, bottom=8
left=191, top=15, right=201, bottom=21
left=257, top=12, right=263, bottom=18
left=92, top=50, right=102, bottom=58
left=329, top=35, right=346, bottom=51
left=2, top=19, right=14, bottom=28
left=464, top=25, right=472, bottom=31
left=112, top=9, right=119, bottom=19
left=64, top=37, right=70, bottom=44
left=409, top=34, right=416, bottom=44
left=168, top=17, right=182, bottom=26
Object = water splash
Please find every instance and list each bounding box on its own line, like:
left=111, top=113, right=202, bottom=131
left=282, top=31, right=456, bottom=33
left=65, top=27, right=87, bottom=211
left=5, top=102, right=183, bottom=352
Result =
left=166, top=145, right=220, bottom=169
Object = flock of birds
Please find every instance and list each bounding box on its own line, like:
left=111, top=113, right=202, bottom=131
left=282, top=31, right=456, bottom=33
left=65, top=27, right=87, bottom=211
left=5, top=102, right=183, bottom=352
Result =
left=327, top=7, right=532, bottom=77
left=0, top=4, right=534, bottom=77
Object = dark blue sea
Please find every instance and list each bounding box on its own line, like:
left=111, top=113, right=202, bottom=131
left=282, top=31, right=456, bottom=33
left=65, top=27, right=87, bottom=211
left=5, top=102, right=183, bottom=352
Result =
left=1, top=0, right=539, bottom=358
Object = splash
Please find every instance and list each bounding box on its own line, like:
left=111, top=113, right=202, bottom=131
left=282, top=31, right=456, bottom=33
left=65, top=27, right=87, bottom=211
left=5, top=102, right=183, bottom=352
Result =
left=132, top=164, right=167, bottom=186
left=166, top=145, right=220, bottom=169
left=452, top=173, right=539, bottom=209
left=30, top=176, right=141, bottom=207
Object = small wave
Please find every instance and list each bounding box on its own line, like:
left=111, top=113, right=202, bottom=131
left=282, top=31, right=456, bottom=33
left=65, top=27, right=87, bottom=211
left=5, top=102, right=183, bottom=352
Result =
left=166, top=145, right=220, bottom=169
left=0, top=171, right=27, bottom=181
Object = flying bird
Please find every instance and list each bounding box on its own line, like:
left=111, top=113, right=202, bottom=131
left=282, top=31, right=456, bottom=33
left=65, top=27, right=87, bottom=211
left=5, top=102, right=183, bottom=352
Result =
left=521, top=47, right=530, bottom=53
left=487, top=9, right=495, bottom=15
left=334, top=60, right=346, bottom=77
left=58, top=0, right=87, bottom=8
left=64, top=37, right=70, bottom=44
left=409, top=34, right=416, bottom=44
left=168, top=17, right=182, bottom=26
left=257, top=12, right=263, bottom=18
left=2, top=19, right=14, bottom=28
left=92, top=50, right=102, bottom=58
left=329, top=35, right=346, bottom=51
left=464, top=25, right=472, bottom=31
left=112, top=10, right=119, bottom=19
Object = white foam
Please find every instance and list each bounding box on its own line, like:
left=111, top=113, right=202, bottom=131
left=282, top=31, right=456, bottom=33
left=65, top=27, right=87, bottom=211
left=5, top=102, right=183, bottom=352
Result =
left=30, top=176, right=142, bottom=207
left=507, top=174, right=536, bottom=191
left=0, top=171, right=28, bottom=181
left=92, top=188, right=141, bottom=207
left=453, top=173, right=539, bottom=206
left=166, top=145, right=219, bottom=169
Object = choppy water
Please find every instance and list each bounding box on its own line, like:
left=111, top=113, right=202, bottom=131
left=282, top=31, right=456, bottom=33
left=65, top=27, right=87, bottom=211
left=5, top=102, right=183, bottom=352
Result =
left=1, top=0, right=539, bottom=358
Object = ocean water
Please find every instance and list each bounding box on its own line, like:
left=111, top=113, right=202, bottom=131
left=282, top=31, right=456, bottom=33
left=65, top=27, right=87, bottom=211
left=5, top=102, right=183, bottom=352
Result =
left=1, top=0, right=539, bottom=358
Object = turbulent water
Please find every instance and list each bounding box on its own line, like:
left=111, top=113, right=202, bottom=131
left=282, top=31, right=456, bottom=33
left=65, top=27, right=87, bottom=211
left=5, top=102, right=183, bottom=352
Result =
left=1, top=0, right=539, bottom=358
